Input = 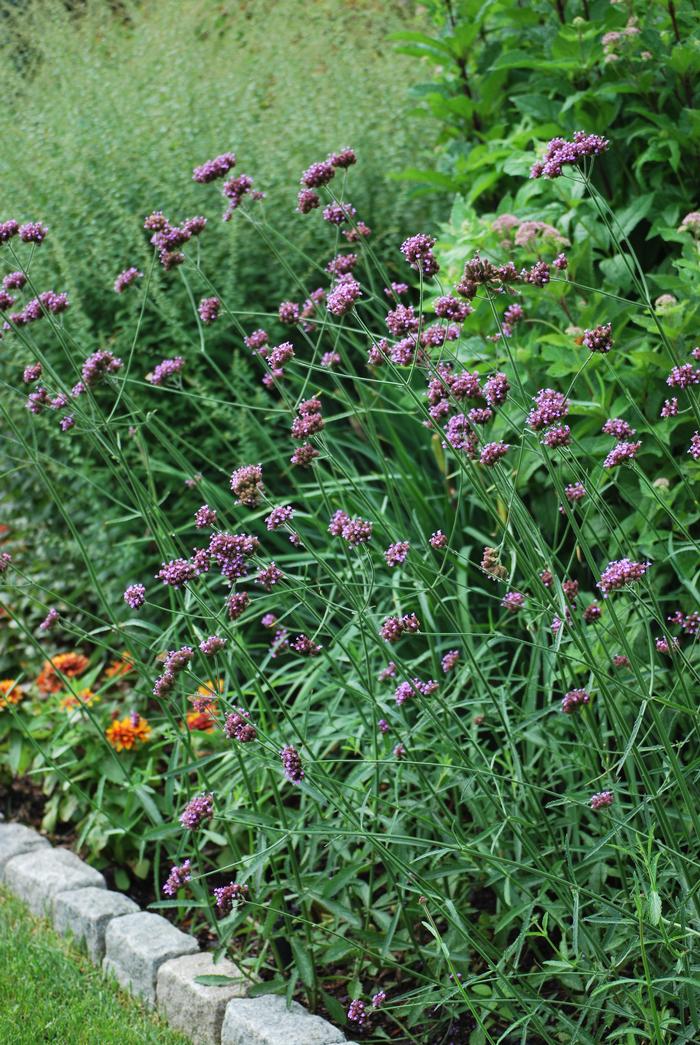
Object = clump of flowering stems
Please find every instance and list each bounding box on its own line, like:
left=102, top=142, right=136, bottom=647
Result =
left=3, top=136, right=700, bottom=1043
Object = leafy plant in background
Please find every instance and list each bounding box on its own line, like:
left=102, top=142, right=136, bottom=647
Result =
left=1, top=120, right=699, bottom=1044
left=391, top=0, right=700, bottom=237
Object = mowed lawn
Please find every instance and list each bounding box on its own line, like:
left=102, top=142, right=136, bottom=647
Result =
left=0, top=887, right=188, bottom=1045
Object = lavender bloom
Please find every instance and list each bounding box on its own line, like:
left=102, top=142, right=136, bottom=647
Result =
left=598, top=558, right=651, bottom=595
left=162, top=860, right=192, bottom=896
left=82, top=349, right=123, bottom=387
left=213, top=881, right=249, bottom=913
left=278, top=301, right=300, bottom=324
left=441, top=649, right=460, bottom=673
left=192, top=152, right=236, bottom=183
left=527, top=388, right=569, bottom=430
left=227, top=592, right=251, bottom=620
left=300, top=160, right=335, bottom=188
left=39, top=607, right=59, bottom=631
left=3, top=271, right=26, bottom=290
left=122, top=583, right=145, bottom=610
left=667, top=363, right=700, bottom=388
left=400, top=233, right=439, bottom=277
left=385, top=541, right=409, bottom=567
left=347, top=1000, right=366, bottom=1026
left=199, top=635, right=226, bottom=655
left=660, top=398, right=678, bottom=418
left=561, top=688, right=590, bottom=713
left=224, top=708, right=256, bottom=743
left=179, top=792, right=214, bottom=829
left=501, top=591, right=526, bottom=613
left=603, top=441, right=641, bottom=468
left=542, top=425, right=571, bottom=449
left=22, top=362, right=42, bottom=383
left=590, top=790, right=614, bottom=811
left=280, top=745, right=304, bottom=783
left=530, top=131, right=609, bottom=179
left=690, top=432, right=700, bottom=460
left=266, top=505, right=294, bottom=530
left=327, top=275, right=362, bottom=316
left=230, top=464, right=263, bottom=507
left=297, top=189, right=320, bottom=213
left=430, top=530, right=447, bottom=549
left=156, top=559, right=196, bottom=588
left=198, top=297, right=221, bottom=325
left=18, top=221, right=49, bottom=243
left=602, top=418, right=635, bottom=438
left=480, top=441, right=510, bottom=466
left=195, top=505, right=217, bottom=529
left=114, top=267, right=142, bottom=293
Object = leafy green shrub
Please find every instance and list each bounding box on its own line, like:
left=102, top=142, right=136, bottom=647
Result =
left=1, top=131, right=700, bottom=1043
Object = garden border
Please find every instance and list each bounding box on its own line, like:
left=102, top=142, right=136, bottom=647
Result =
left=0, top=818, right=356, bottom=1045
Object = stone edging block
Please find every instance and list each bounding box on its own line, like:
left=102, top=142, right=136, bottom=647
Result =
left=3, top=845, right=105, bottom=915
left=103, top=910, right=199, bottom=1006
left=221, top=994, right=347, bottom=1044
left=157, top=952, right=249, bottom=1044
left=0, top=822, right=50, bottom=874
left=53, top=885, right=139, bottom=961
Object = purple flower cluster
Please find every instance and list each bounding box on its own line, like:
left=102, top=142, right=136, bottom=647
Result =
left=590, top=790, right=614, bottom=811
left=224, top=708, right=257, bottom=742
left=22, top=362, right=42, bottom=384
left=603, top=441, right=641, bottom=468
left=582, top=323, right=613, bottom=354
left=328, top=510, right=373, bottom=546
left=192, top=152, right=236, bottom=183
left=385, top=541, right=409, bottom=567
left=230, top=464, right=264, bottom=507
left=289, top=633, right=323, bottom=656
left=266, top=505, right=294, bottom=530
left=18, top=221, right=49, bottom=243
left=327, top=275, right=362, bottom=317
left=291, top=398, right=324, bottom=440
left=690, top=432, right=700, bottom=461
left=501, top=591, right=526, bottom=613
left=394, top=677, right=438, bottom=705
left=280, top=744, right=304, bottom=783
left=81, top=349, right=123, bottom=388
left=114, top=267, right=142, bottom=293
left=441, top=649, right=460, bottom=673
left=179, top=792, right=214, bottom=829
left=430, top=530, right=447, bottom=549
left=527, top=388, right=569, bottom=431
left=530, top=131, right=610, bottom=179
left=213, top=881, right=249, bottom=913
left=162, top=860, right=192, bottom=896
left=123, top=583, right=146, bottom=609
left=400, top=233, right=439, bottom=277
left=39, top=608, right=59, bottom=631
left=561, top=689, right=590, bottom=714
left=480, top=441, right=510, bottom=466
left=602, top=418, right=635, bottom=439
left=198, top=297, right=221, bottom=325
left=200, top=634, right=226, bottom=655
left=667, top=363, right=700, bottom=389
left=598, top=558, right=651, bottom=595
left=146, top=356, right=185, bottom=386
left=380, top=613, right=421, bottom=643
left=226, top=591, right=250, bottom=620
left=194, top=505, right=217, bottom=529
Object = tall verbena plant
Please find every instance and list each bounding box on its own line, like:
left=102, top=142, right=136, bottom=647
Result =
left=1, top=132, right=699, bottom=1043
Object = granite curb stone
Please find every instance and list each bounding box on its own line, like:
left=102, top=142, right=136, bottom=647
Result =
left=103, top=910, right=199, bottom=1006
left=157, top=952, right=249, bottom=1044
left=53, top=885, right=139, bottom=961
left=0, top=822, right=50, bottom=875
left=3, top=845, right=106, bottom=914
left=221, top=994, right=347, bottom=1044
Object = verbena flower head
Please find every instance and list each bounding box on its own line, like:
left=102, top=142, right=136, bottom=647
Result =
left=667, top=363, right=700, bottom=388
left=82, top=349, right=123, bottom=387
left=527, top=388, right=569, bottom=430
left=297, top=188, right=320, bottom=213
left=583, top=602, right=602, bottom=623
left=434, top=295, right=472, bottom=321
left=179, top=792, right=214, bottom=829
left=327, top=275, right=362, bottom=316
left=480, top=441, right=510, bottom=466
left=0, top=220, right=19, bottom=241
left=192, top=152, right=236, bottom=183
left=3, top=271, right=26, bottom=290
left=542, top=424, right=571, bottom=449
left=385, top=541, right=409, bottom=567
left=280, top=744, right=304, bottom=783
left=590, top=790, right=614, bottom=811
left=603, top=441, right=641, bottom=468
left=114, top=267, right=142, bottom=293
left=39, top=608, right=59, bottom=631
left=501, top=591, right=526, bottom=613
left=564, top=482, right=586, bottom=503
left=379, top=661, right=397, bottom=681
left=156, top=558, right=196, bottom=588
left=257, top=562, right=284, bottom=589
left=602, top=418, right=635, bottom=438
left=401, top=233, right=439, bottom=276
left=123, top=583, right=146, bottom=609
left=441, top=649, right=460, bottom=673
left=226, top=591, right=250, bottom=620
left=224, top=708, right=257, bottom=742
left=195, top=505, right=217, bottom=529
left=22, top=362, right=42, bottom=383
left=530, top=131, right=609, bottom=178
left=213, top=881, right=249, bottom=913
left=430, top=530, right=447, bottom=549
left=300, top=159, right=335, bottom=188
left=162, top=860, right=191, bottom=897
left=230, top=464, right=263, bottom=507
left=561, top=688, right=590, bottom=713
left=380, top=613, right=420, bottom=643
left=347, top=1000, right=367, bottom=1025
left=265, top=505, right=294, bottom=531
left=482, top=546, right=507, bottom=581
left=18, top=221, right=49, bottom=243
left=199, top=634, right=226, bottom=656
left=323, top=201, right=356, bottom=225
left=598, top=558, right=651, bottom=595
left=289, top=633, right=323, bottom=656
left=660, top=398, right=678, bottom=418
left=198, top=297, right=221, bottom=324
left=689, top=432, right=700, bottom=460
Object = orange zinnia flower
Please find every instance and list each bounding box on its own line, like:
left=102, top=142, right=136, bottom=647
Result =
left=105, top=650, right=135, bottom=679
left=185, top=707, right=217, bottom=733
left=0, top=679, right=24, bottom=710
left=36, top=652, right=90, bottom=694
left=105, top=713, right=151, bottom=751
left=59, top=688, right=99, bottom=711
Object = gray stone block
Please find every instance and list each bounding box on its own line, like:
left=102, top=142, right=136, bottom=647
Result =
left=221, top=994, right=346, bottom=1045
left=3, top=846, right=105, bottom=915
left=0, top=822, right=50, bottom=876
left=157, top=952, right=248, bottom=1044
left=103, top=911, right=199, bottom=1006
left=53, top=886, right=139, bottom=961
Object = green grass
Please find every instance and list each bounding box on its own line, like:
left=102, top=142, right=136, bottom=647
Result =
left=0, top=887, right=188, bottom=1045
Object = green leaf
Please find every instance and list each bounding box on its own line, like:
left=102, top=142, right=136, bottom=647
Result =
left=194, top=975, right=242, bottom=987
left=290, top=937, right=315, bottom=990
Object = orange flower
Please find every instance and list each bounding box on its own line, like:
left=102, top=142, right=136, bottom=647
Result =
left=185, top=707, right=217, bottom=733
left=104, top=650, right=135, bottom=680
left=197, top=678, right=225, bottom=698
left=36, top=652, right=90, bottom=694
left=0, top=679, right=24, bottom=710
left=59, top=688, right=99, bottom=711
left=105, top=713, right=151, bottom=752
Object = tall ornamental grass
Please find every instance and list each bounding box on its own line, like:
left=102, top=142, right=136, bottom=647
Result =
left=1, top=133, right=699, bottom=1043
